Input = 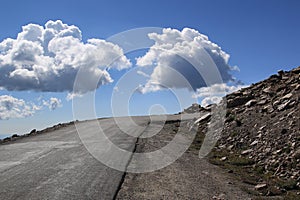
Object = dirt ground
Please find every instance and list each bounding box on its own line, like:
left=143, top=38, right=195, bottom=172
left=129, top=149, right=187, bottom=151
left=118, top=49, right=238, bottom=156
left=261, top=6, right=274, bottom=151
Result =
left=116, top=121, right=252, bottom=200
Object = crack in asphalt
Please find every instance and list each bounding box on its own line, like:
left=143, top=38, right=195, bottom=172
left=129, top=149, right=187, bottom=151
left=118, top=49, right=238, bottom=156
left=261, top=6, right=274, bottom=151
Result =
left=112, top=121, right=147, bottom=200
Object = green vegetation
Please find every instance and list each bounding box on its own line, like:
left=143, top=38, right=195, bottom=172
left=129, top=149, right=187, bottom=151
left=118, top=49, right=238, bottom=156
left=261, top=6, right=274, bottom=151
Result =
left=189, top=132, right=206, bottom=151
left=225, top=111, right=242, bottom=126
left=208, top=148, right=299, bottom=198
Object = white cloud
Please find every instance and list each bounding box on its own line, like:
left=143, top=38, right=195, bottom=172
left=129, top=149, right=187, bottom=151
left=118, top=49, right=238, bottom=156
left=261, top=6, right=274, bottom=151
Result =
left=136, top=28, right=239, bottom=93
left=113, top=86, right=119, bottom=92
left=201, top=96, right=223, bottom=107
left=66, top=92, right=83, bottom=101
left=0, top=95, right=64, bottom=120
left=136, top=70, right=150, bottom=78
left=0, top=95, right=40, bottom=120
left=43, top=97, right=62, bottom=110
left=192, top=83, right=246, bottom=106
left=193, top=83, right=245, bottom=98
left=0, top=20, right=131, bottom=94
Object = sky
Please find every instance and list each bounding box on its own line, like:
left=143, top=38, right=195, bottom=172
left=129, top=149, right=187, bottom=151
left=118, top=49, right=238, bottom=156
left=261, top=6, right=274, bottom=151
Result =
left=0, top=0, right=299, bottom=137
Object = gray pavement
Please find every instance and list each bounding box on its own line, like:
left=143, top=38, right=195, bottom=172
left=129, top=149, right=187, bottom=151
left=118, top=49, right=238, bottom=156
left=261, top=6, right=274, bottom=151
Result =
left=0, top=117, right=148, bottom=200
left=0, top=114, right=200, bottom=200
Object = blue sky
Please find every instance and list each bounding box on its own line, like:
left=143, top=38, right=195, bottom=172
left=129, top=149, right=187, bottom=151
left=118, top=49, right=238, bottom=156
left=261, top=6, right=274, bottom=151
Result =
left=0, top=0, right=299, bottom=136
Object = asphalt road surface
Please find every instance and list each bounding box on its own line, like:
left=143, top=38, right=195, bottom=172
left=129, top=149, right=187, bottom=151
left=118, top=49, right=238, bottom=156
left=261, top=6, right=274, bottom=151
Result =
left=0, top=116, right=148, bottom=200
left=0, top=114, right=199, bottom=200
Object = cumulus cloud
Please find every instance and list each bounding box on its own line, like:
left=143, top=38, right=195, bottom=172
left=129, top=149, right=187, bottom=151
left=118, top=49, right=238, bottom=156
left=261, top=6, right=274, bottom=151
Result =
left=0, top=95, right=40, bottom=120
left=0, top=20, right=131, bottom=94
left=136, top=28, right=239, bottom=93
left=113, top=86, right=119, bottom=92
left=137, top=70, right=150, bottom=78
left=193, top=83, right=245, bottom=98
left=193, top=83, right=246, bottom=106
left=66, top=92, right=83, bottom=101
left=43, top=97, right=62, bottom=110
left=0, top=95, right=64, bottom=120
left=200, top=96, right=223, bottom=107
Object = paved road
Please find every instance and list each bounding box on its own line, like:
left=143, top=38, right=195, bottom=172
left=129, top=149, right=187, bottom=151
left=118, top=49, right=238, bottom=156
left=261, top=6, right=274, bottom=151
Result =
left=0, top=117, right=151, bottom=200
left=0, top=114, right=199, bottom=200
left=0, top=115, right=203, bottom=200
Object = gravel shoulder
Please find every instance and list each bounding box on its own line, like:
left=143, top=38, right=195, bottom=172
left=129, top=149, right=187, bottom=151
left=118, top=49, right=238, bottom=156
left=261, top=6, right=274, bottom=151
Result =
left=117, top=121, right=252, bottom=200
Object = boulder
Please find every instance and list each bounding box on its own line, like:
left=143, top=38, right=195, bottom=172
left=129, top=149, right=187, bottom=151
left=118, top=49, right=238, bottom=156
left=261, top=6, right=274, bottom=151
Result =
left=227, top=96, right=253, bottom=108
left=282, top=93, right=293, bottom=100
left=255, top=183, right=267, bottom=190
left=245, top=99, right=257, bottom=107
left=30, top=129, right=37, bottom=134
left=241, top=149, right=253, bottom=155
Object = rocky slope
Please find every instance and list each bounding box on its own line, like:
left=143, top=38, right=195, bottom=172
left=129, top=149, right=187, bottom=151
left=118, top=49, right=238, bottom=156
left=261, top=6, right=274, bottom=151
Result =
left=204, top=66, right=300, bottom=198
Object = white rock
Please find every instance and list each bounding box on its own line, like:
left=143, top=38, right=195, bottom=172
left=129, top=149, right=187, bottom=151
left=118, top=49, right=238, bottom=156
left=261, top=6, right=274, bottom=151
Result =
left=245, top=99, right=257, bottom=107
left=277, top=101, right=290, bottom=111
left=220, top=157, right=227, bottom=161
left=241, top=149, right=253, bottom=155
left=250, top=140, right=258, bottom=146
left=255, top=183, right=267, bottom=190
left=263, top=87, right=272, bottom=93
left=193, top=113, right=211, bottom=125
left=282, top=93, right=293, bottom=100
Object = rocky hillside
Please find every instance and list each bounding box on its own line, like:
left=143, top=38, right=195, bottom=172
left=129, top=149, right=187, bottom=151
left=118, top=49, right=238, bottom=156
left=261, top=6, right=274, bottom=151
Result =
left=204, top=66, right=300, bottom=198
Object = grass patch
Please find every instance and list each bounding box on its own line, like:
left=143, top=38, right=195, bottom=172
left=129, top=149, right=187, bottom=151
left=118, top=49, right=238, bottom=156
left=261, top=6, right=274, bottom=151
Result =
left=186, top=116, right=299, bottom=199
left=226, top=114, right=236, bottom=123
left=189, top=131, right=206, bottom=151
left=208, top=148, right=299, bottom=198
left=228, top=156, right=255, bottom=166
left=188, top=121, right=208, bottom=151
